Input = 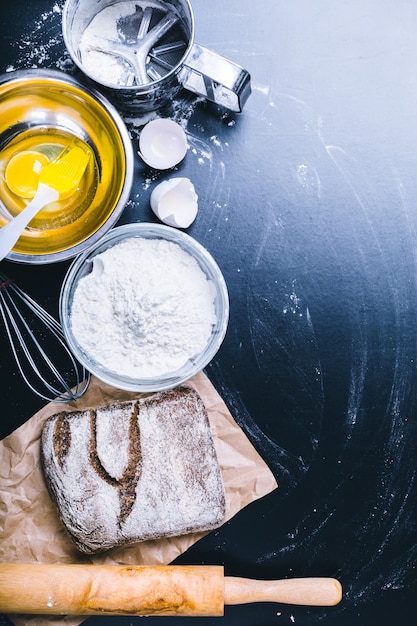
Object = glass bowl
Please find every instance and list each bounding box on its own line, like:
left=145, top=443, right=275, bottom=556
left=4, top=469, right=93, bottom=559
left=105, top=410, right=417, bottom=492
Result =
left=59, top=223, right=229, bottom=392
left=0, top=69, right=134, bottom=263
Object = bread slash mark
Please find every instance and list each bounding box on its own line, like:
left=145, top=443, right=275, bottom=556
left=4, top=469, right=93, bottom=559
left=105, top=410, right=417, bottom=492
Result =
left=53, top=413, right=72, bottom=470
left=88, top=402, right=142, bottom=526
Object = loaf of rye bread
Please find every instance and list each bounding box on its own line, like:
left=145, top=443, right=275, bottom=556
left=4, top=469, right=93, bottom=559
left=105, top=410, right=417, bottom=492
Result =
left=41, top=386, right=226, bottom=554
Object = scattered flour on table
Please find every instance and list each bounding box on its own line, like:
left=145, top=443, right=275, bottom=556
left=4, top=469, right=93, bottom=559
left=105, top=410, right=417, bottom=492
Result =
left=6, top=3, right=71, bottom=72
left=70, top=237, right=217, bottom=378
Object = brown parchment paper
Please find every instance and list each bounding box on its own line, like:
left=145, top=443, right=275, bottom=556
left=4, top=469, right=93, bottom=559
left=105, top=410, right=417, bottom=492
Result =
left=0, top=371, right=277, bottom=626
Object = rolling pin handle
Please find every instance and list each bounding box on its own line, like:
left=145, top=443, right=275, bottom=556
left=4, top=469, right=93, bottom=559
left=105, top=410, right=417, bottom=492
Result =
left=224, top=576, right=343, bottom=607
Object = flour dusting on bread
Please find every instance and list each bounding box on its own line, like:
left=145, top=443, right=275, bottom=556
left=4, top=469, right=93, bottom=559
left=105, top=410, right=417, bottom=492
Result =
left=41, top=386, right=226, bottom=554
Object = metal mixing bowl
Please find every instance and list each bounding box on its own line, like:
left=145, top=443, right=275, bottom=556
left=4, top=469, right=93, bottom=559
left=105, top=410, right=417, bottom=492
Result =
left=59, top=223, right=230, bottom=392
left=0, top=69, right=134, bottom=264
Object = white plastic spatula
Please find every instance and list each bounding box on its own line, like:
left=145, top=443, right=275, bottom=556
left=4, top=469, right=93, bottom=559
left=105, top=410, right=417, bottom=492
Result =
left=0, top=141, right=91, bottom=261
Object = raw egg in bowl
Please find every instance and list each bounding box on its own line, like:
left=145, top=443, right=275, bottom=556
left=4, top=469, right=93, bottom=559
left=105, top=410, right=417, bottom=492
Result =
left=0, top=69, right=134, bottom=264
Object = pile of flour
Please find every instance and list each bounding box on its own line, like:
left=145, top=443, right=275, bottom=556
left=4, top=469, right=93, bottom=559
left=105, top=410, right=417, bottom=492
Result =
left=70, top=237, right=217, bottom=378
left=78, top=2, right=144, bottom=87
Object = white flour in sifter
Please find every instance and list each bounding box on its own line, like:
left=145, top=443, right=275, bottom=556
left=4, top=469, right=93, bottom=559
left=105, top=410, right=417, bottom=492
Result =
left=70, top=237, right=217, bottom=378
left=78, top=2, right=145, bottom=87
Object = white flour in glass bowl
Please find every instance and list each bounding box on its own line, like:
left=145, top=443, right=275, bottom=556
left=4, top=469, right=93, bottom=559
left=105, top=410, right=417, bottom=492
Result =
left=70, top=236, right=217, bottom=378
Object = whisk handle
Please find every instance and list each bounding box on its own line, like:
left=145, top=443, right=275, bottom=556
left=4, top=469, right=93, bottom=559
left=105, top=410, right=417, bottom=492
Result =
left=0, top=184, right=58, bottom=261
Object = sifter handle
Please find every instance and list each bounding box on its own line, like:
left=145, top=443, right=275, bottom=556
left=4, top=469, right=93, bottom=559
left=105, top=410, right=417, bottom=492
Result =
left=181, top=43, right=251, bottom=112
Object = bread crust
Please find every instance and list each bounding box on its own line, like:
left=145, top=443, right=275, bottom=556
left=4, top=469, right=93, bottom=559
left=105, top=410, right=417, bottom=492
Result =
left=41, top=386, right=225, bottom=554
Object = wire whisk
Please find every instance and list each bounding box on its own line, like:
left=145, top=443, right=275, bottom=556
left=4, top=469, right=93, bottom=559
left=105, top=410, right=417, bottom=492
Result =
left=0, top=273, right=90, bottom=403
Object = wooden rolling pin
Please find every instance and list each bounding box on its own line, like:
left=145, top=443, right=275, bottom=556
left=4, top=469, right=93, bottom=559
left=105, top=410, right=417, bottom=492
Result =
left=0, top=564, right=342, bottom=616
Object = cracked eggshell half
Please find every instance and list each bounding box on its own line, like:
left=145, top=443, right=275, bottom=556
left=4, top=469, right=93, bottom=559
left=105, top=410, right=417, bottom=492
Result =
left=139, top=118, right=188, bottom=169
left=150, top=177, right=198, bottom=228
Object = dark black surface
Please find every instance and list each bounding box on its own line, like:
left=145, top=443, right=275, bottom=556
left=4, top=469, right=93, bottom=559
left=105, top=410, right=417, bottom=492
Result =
left=2, top=0, right=417, bottom=624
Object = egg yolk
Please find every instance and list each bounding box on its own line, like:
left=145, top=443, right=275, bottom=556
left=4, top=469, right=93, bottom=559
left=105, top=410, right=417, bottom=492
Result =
left=5, top=151, right=50, bottom=198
